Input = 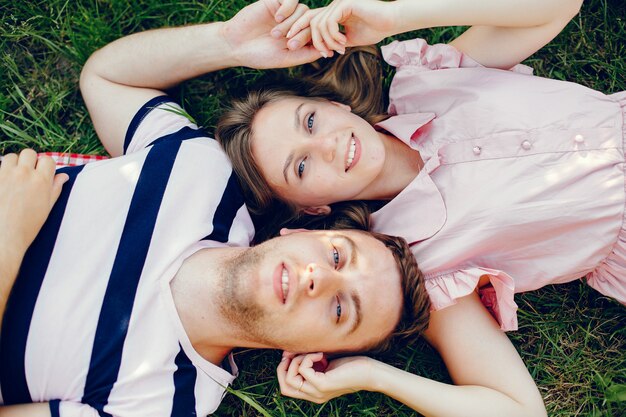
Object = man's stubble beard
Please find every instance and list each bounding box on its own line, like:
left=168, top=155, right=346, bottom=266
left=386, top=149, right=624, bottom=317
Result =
left=216, top=244, right=276, bottom=348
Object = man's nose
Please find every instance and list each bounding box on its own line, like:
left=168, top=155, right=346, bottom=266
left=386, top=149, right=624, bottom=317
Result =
left=312, top=133, right=336, bottom=163
left=302, top=263, right=339, bottom=297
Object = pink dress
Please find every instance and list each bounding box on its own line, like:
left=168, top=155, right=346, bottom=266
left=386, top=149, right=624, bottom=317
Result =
left=371, top=38, right=626, bottom=330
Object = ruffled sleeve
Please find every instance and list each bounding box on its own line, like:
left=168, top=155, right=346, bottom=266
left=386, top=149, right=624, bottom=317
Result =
left=425, top=267, right=519, bottom=331
left=381, top=38, right=533, bottom=75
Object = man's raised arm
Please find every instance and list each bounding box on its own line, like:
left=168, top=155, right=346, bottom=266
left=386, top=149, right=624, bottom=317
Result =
left=80, top=0, right=321, bottom=157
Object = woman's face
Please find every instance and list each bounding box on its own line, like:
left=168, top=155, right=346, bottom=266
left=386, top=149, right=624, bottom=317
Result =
left=251, top=97, right=386, bottom=214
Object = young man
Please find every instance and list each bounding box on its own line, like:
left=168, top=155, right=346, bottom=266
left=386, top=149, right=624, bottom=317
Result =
left=0, top=2, right=427, bottom=415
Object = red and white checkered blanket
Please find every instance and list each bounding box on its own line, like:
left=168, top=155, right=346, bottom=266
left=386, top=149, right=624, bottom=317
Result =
left=0, top=152, right=109, bottom=168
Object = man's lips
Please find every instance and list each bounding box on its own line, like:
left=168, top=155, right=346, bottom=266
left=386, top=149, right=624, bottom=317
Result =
left=273, top=263, right=290, bottom=304
left=344, top=134, right=361, bottom=172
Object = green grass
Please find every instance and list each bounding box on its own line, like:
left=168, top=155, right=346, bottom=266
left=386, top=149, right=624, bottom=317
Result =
left=1, top=0, right=625, bottom=416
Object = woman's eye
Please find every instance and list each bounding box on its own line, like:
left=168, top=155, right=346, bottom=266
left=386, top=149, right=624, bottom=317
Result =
left=297, top=157, right=307, bottom=178
left=332, top=247, right=340, bottom=269
left=307, top=113, right=315, bottom=133
left=335, top=295, right=342, bottom=323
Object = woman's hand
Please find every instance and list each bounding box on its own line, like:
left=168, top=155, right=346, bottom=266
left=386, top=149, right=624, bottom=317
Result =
left=277, top=351, right=375, bottom=403
left=220, top=0, right=322, bottom=69
left=284, top=0, right=397, bottom=56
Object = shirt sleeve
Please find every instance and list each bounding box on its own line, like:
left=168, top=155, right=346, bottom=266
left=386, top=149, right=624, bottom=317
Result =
left=381, top=38, right=534, bottom=74
left=123, top=96, right=202, bottom=155
left=425, top=267, right=519, bottom=331
left=53, top=401, right=99, bottom=417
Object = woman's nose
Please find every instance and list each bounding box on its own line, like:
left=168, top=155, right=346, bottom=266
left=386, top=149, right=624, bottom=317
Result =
left=312, top=134, right=336, bottom=163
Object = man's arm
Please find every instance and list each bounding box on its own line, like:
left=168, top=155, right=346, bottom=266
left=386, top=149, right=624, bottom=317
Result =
left=80, top=0, right=321, bottom=157
left=0, top=403, right=51, bottom=417
left=0, top=150, right=67, bottom=328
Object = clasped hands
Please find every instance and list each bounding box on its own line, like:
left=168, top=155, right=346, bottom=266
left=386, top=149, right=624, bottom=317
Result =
left=221, top=0, right=396, bottom=69
left=277, top=351, right=378, bottom=403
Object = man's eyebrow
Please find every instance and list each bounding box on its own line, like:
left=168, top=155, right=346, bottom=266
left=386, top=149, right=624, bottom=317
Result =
left=341, top=234, right=361, bottom=335
left=348, top=290, right=362, bottom=335
left=344, top=235, right=358, bottom=267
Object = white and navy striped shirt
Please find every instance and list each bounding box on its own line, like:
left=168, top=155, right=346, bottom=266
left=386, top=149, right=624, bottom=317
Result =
left=0, top=97, right=255, bottom=417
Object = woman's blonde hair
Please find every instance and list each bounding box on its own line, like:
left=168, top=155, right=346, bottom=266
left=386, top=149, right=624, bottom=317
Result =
left=216, top=45, right=386, bottom=242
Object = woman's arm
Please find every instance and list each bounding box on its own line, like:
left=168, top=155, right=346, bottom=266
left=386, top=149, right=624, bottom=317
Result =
left=80, top=0, right=320, bottom=156
left=287, top=0, right=582, bottom=70
left=279, top=292, right=546, bottom=417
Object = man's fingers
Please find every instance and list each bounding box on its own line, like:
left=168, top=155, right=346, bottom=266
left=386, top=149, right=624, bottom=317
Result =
left=285, top=8, right=318, bottom=39
left=17, top=148, right=38, bottom=169
left=272, top=3, right=309, bottom=38
left=35, top=155, right=57, bottom=176
left=274, top=0, right=299, bottom=23
left=0, top=153, right=18, bottom=170
left=50, top=173, right=69, bottom=207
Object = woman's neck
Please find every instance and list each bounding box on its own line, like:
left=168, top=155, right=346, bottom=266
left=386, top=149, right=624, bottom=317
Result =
left=359, top=132, right=423, bottom=200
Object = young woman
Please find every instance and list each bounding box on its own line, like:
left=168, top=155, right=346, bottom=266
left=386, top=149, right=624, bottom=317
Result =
left=215, top=0, right=625, bottom=414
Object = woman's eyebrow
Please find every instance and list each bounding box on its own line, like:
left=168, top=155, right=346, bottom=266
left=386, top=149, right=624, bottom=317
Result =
left=282, top=103, right=307, bottom=184
left=294, top=102, right=304, bottom=131
left=283, top=152, right=294, bottom=184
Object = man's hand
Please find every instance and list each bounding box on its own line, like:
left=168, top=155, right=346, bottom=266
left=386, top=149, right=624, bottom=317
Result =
left=220, top=0, right=323, bottom=69
left=0, top=149, right=67, bottom=326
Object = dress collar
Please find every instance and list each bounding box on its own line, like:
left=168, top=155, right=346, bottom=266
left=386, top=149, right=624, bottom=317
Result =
left=376, top=112, right=435, bottom=144
left=371, top=112, right=446, bottom=243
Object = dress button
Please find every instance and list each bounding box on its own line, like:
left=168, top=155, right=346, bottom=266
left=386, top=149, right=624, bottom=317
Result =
left=575, top=134, right=584, bottom=143
left=473, top=146, right=482, bottom=155
left=521, top=140, right=532, bottom=150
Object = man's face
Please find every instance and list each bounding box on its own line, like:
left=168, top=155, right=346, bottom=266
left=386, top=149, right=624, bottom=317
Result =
left=218, top=229, right=403, bottom=353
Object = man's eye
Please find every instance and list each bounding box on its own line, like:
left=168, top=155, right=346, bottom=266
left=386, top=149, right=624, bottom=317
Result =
left=297, top=157, right=307, bottom=178
left=332, top=246, right=340, bottom=269
left=336, top=295, right=342, bottom=323
left=307, top=113, right=315, bottom=133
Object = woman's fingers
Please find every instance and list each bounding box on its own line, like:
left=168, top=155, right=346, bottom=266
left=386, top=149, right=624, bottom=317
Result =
left=286, top=27, right=312, bottom=50
left=297, top=353, right=326, bottom=385
left=314, top=7, right=346, bottom=54
left=309, top=14, right=333, bottom=57
left=278, top=354, right=307, bottom=398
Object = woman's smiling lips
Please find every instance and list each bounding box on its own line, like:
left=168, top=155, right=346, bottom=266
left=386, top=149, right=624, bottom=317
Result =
left=344, top=134, right=361, bottom=172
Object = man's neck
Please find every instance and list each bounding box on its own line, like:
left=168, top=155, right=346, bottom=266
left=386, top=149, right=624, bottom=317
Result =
left=170, top=246, right=251, bottom=365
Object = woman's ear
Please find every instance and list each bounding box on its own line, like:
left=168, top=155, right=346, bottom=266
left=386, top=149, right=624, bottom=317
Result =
left=330, top=101, right=351, bottom=112
left=302, top=205, right=332, bottom=216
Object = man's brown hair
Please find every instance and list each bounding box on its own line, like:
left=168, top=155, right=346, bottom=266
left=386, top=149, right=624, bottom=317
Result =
left=366, top=231, right=430, bottom=354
